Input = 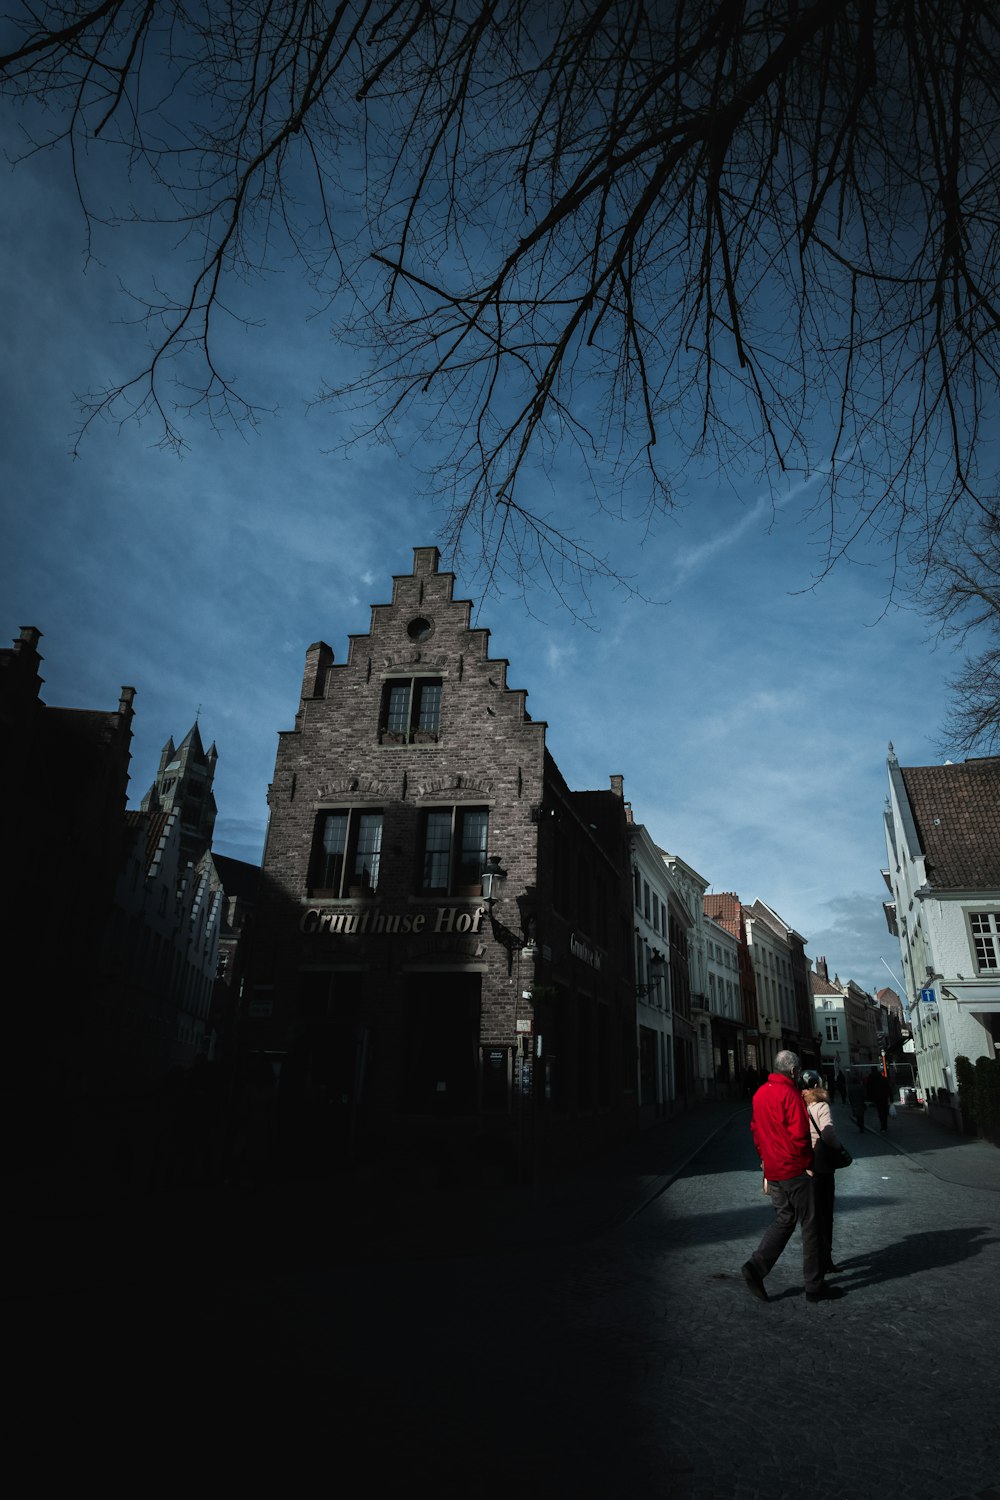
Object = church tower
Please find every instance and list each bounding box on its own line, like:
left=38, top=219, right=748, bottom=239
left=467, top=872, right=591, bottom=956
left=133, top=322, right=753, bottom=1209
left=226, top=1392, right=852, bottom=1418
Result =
left=140, top=721, right=218, bottom=866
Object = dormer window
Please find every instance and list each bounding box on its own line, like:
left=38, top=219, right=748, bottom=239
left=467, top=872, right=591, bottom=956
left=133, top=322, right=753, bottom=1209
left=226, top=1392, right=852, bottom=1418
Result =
left=380, top=677, right=442, bottom=743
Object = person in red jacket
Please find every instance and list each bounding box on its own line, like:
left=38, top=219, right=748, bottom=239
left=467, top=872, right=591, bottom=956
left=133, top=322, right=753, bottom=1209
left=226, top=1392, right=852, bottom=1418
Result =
left=742, top=1051, right=843, bottom=1304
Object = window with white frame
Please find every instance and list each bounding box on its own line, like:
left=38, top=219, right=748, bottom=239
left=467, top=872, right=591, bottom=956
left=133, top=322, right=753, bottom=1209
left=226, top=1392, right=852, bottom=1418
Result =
left=968, top=911, right=1000, bottom=973
left=311, top=809, right=383, bottom=897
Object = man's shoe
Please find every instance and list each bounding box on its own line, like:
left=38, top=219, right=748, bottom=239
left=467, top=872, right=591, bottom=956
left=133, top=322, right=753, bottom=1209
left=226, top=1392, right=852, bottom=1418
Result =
left=825, top=1262, right=844, bottom=1273
left=741, top=1261, right=768, bottom=1302
left=806, top=1285, right=845, bottom=1303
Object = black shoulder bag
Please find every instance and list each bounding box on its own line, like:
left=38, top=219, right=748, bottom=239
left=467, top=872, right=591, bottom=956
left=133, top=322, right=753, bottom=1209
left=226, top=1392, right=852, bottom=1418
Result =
left=808, top=1108, right=853, bottom=1172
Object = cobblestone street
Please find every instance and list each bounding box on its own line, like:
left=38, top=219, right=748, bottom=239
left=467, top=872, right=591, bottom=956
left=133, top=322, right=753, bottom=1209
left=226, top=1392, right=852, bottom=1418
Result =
left=200, top=1107, right=1000, bottom=1495
left=10, top=1103, right=999, bottom=1495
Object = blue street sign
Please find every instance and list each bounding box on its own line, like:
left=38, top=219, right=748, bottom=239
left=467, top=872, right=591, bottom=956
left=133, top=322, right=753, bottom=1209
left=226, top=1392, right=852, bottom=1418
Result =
left=920, top=987, right=936, bottom=1004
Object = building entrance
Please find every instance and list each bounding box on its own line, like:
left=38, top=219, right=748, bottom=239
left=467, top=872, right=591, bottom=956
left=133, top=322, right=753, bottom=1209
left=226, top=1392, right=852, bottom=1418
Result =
left=403, top=971, right=482, bottom=1115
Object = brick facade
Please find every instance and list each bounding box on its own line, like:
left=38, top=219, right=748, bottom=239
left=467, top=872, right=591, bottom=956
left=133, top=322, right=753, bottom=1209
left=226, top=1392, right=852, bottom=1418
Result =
left=245, top=548, right=636, bottom=1178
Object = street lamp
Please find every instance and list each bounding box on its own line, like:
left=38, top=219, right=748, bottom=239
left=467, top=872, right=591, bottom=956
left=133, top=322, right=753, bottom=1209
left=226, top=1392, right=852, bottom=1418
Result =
left=480, top=852, right=535, bottom=971
left=481, top=854, right=508, bottom=911
left=636, top=949, right=667, bottom=997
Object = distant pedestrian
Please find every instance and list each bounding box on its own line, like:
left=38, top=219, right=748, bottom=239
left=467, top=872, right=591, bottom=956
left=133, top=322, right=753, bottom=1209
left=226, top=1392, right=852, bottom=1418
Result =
left=801, top=1069, right=847, bottom=1275
left=742, top=1051, right=842, bottom=1305
left=835, top=1070, right=847, bottom=1105
left=867, top=1069, right=891, bottom=1132
left=847, top=1071, right=866, bottom=1133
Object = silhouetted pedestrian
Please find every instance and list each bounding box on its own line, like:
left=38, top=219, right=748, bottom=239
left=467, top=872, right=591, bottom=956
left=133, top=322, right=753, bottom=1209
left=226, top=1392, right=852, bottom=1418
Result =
left=835, top=1070, right=847, bottom=1104
left=867, top=1069, right=891, bottom=1132
left=847, top=1071, right=866, bottom=1133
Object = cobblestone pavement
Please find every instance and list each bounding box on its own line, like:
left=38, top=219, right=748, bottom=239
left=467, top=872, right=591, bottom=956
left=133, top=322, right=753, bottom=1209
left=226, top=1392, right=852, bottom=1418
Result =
left=192, top=1107, right=1000, bottom=1495
left=10, top=1104, right=999, bottom=1495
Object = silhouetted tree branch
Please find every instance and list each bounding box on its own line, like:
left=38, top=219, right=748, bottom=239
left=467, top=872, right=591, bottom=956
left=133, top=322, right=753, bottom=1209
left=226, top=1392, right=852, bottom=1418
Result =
left=3, top=1, right=1000, bottom=595
left=920, top=505, right=1000, bottom=754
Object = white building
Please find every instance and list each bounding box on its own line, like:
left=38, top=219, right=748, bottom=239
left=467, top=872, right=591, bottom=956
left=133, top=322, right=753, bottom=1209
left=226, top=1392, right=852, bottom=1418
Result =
left=882, top=747, right=1000, bottom=1098
left=811, top=958, right=881, bottom=1076
left=812, top=960, right=849, bottom=1077
left=628, top=816, right=675, bottom=1123
left=661, top=850, right=710, bottom=1098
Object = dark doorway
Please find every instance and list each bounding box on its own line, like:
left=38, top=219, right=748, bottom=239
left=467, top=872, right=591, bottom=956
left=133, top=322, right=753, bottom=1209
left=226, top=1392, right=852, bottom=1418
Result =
left=403, top=971, right=482, bottom=1115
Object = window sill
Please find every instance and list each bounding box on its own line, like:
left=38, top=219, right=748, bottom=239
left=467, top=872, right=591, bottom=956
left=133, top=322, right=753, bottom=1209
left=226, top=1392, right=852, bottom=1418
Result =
left=409, top=887, right=484, bottom=903
left=308, top=890, right=379, bottom=902
left=378, top=730, right=441, bottom=746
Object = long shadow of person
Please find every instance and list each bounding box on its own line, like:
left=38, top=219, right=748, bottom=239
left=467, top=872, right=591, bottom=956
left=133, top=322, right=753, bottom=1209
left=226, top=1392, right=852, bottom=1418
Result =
left=836, top=1225, right=998, bottom=1290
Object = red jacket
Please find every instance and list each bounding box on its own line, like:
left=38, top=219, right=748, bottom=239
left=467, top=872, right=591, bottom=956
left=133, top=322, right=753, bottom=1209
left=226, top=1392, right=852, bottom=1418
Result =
left=751, top=1072, right=813, bottom=1180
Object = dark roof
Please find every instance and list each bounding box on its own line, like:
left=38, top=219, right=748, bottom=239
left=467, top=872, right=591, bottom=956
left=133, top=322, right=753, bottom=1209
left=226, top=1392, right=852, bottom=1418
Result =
left=212, top=853, right=260, bottom=900
left=45, top=706, right=118, bottom=750
left=124, top=807, right=174, bottom=875
left=899, top=757, right=1000, bottom=889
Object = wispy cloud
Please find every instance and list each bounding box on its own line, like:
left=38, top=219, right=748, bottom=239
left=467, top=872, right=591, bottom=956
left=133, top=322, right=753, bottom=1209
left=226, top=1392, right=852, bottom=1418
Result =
left=672, top=471, right=824, bottom=584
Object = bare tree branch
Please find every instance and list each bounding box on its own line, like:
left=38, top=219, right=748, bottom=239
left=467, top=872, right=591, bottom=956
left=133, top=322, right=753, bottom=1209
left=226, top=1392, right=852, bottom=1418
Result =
left=4, top=1, right=1000, bottom=599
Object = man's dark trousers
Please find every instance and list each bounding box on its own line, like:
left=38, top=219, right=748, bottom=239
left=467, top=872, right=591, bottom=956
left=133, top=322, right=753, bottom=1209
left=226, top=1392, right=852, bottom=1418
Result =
left=749, top=1174, right=823, bottom=1295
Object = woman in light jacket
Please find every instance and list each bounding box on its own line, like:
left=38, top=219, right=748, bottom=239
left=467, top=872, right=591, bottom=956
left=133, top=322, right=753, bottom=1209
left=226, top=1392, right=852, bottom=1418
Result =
left=801, top=1070, right=846, bottom=1274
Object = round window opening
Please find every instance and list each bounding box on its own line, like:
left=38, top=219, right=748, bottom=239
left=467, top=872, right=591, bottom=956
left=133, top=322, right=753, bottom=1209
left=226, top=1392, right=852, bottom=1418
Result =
left=407, top=616, right=434, bottom=642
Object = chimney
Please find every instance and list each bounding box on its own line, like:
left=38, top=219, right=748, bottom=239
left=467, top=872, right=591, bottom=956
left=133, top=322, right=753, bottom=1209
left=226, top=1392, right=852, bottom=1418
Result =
left=301, top=641, right=333, bottom=701
left=610, top=773, right=624, bottom=799
left=815, top=955, right=829, bottom=981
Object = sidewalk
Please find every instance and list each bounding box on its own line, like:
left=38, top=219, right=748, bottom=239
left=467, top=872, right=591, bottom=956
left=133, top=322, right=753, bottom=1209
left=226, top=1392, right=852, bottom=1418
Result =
left=847, top=1099, right=1000, bottom=1192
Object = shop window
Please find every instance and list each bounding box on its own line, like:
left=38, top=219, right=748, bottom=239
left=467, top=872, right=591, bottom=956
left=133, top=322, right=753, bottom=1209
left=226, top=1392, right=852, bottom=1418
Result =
left=418, top=806, right=488, bottom=894
left=380, top=677, right=442, bottom=743
left=311, top=809, right=383, bottom=897
left=968, top=911, right=1000, bottom=973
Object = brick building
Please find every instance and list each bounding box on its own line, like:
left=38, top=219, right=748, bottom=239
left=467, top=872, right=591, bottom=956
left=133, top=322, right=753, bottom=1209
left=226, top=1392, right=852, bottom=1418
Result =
left=245, top=548, right=636, bottom=1178
left=0, top=625, right=135, bottom=1080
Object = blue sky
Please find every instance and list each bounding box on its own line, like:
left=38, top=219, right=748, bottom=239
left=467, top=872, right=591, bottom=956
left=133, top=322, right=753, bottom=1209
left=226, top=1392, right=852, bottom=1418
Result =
left=1, top=143, right=962, bottom=1000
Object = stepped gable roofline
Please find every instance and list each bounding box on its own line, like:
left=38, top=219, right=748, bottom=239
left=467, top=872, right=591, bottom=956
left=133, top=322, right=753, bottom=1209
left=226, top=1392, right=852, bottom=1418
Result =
left=896, top=755, right=1000, bottom=889
left=307, top=545, right=542, bottom=727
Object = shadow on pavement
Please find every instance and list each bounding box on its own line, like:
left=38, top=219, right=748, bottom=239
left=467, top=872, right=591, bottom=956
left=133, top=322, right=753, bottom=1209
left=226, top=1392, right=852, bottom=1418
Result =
left=836, top=1224, right=999, bottom=1290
